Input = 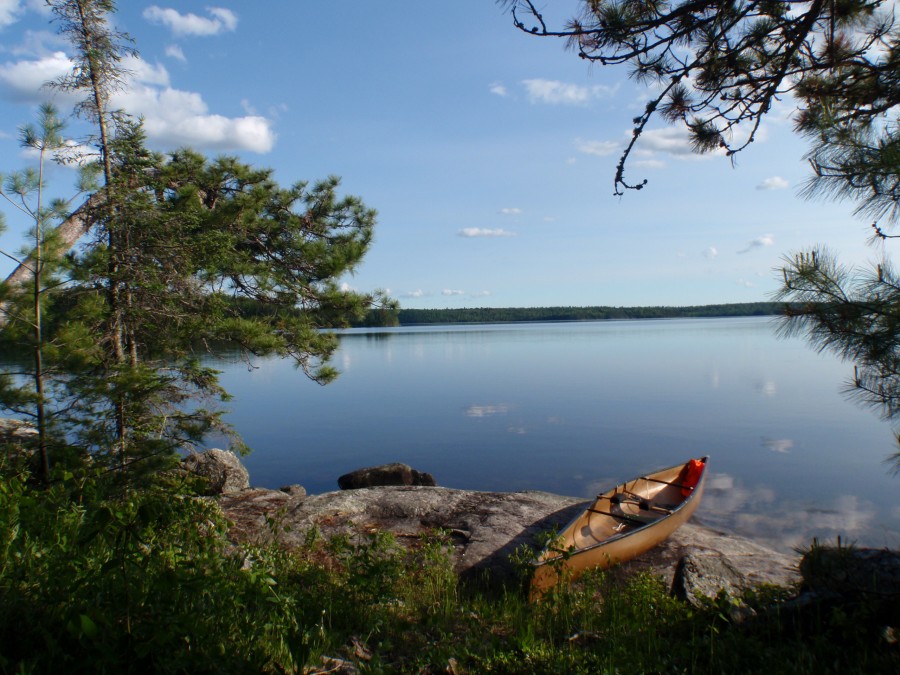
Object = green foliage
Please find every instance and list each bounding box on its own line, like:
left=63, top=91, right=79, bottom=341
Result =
left=776, top=248, right=900, bottom=467
left=1, top=467, right=896, bottom=673
left=2, top=118, right=381, bottom=479
left=0, top=470, right=306, bottom=673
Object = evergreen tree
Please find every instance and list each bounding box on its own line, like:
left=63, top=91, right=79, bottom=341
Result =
left=52, top=126, right=378, bottom=477
left=1, top=2, right=382, bottom=482
left=0, top=104, right=96, bottom=483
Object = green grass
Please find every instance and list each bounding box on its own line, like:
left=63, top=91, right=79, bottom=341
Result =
left=0, top=469, right=897, bottom=673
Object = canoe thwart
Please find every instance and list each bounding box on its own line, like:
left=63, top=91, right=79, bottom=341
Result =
left=601, top=493, right=674, bottom=515
left=586, top=507, right=655, bottom=527
left=638, top=476, right=693, bottom=491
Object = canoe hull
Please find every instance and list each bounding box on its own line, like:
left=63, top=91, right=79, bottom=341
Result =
left=531, top=457, right=708, bottom=597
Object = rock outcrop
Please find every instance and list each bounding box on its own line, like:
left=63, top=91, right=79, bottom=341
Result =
left=218, top=484, right=800, bottom=591
left=337, top=463, right=436, bottom=489
left=182, top=448, right=250, bottom=495
left=672, top=549, right=750, bottom=606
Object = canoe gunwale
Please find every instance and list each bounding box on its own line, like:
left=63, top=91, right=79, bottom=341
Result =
left=531, top=456, right=708, bottom=569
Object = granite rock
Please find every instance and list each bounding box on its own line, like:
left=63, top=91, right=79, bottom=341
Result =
left=218, top=485, right=800, bottom=590
left=182, top=448, right=250, bottom=495
left=337, top=463, right=436, bottom=490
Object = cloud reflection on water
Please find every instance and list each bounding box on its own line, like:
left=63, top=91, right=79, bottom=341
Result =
left=464, top=404, right=510, bottom=417
left=699, top=472, right=887, bottom=552
left=762, top=438, right=794, bottom=453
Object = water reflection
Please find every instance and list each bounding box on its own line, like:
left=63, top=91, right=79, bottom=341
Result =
left=464, top=405, right=511, bottom=417
left=755, top=380, right=778, bottom=397
left=761, top=438, right=794, bottom=453
left=207, top=317, right=900, bottom=551
left=700, top=472, right=886, bottom=551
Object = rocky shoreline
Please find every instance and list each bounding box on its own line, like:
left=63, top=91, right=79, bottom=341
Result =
left=5, top=424, right=896, bottom=608
left=193, top=452, right=802, bottom=599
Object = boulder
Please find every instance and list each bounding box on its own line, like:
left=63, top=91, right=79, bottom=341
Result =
left=337, top=462, right=436, bottom=489
left=182, top=449, right=250, bottom=495
left=672, top=548, right=749, bottom=607
left=279, top=484, right=307, bottom=497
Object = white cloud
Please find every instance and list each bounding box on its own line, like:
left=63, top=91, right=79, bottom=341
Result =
left=123, top=55, right=170, bottom=87
left=632, top=127, right=728, bottom=160
left=489, top=82, right=507, bottom=97
left=523, top=78, right=617, bottom=105
left=757, top=176, right=789, bottom=190
left=702, top=246, right=718, bottom=259
left=470, top=290, right=492, bottom=298
left=458, top=227, right=516, bottom=238
left=0, top=0, right=22, bottom=27
left=143, top=6, right=238, bottom=37
left=577, top=139, right=619, bottom=157
left=633, top=159, right=666, bottom=170
left=498, top=207, right=522, bottom=216
left=165, top=44, right=186, bottom=62
left=636, top=127, right=696, bottom=157
left=0, top=52, right=275, bottom=153
left=123, top=81, right=271, bottom=154
left=0, top=51, right=72, bottom=101
left=442, top=289, right=465, bottom=296
left=736, top=278, right=755, bottom=287
left=401, top=289, right=426, bottom=298
left=737, top=234, right=774, bottom=254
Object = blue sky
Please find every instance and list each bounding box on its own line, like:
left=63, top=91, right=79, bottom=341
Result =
left=0, top=0, right=883, bottom=309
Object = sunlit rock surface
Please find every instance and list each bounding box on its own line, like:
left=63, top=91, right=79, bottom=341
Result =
left=218, top=485, right=800, bottom=589
left=182, top=448, right=250, bottom=495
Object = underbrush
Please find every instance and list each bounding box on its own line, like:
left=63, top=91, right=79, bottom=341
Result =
left=0, top=469, right=897, bottom=673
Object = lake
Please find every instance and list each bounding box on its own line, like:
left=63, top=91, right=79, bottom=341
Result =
left=214, top=316, right=900, bottom=554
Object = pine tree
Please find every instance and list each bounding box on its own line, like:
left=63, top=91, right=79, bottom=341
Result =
left=0, top=105, right=98, bottom=483
left=1, top=2, right=382, bottom=484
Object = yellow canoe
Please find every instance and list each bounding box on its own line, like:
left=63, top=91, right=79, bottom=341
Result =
left=531, top=456, right=708, bottom=598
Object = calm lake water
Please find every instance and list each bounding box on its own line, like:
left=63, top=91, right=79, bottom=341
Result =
left=214, top=316, right=900, bottom=554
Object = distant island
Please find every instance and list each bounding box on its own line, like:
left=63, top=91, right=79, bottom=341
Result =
left=359, top=302, right=785, bottom=327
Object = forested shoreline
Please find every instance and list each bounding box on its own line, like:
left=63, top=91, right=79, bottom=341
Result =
left=387, top=301, right=784, bottom=326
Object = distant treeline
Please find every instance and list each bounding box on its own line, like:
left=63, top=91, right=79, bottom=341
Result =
left=389, top=302, right=785, bottom=326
